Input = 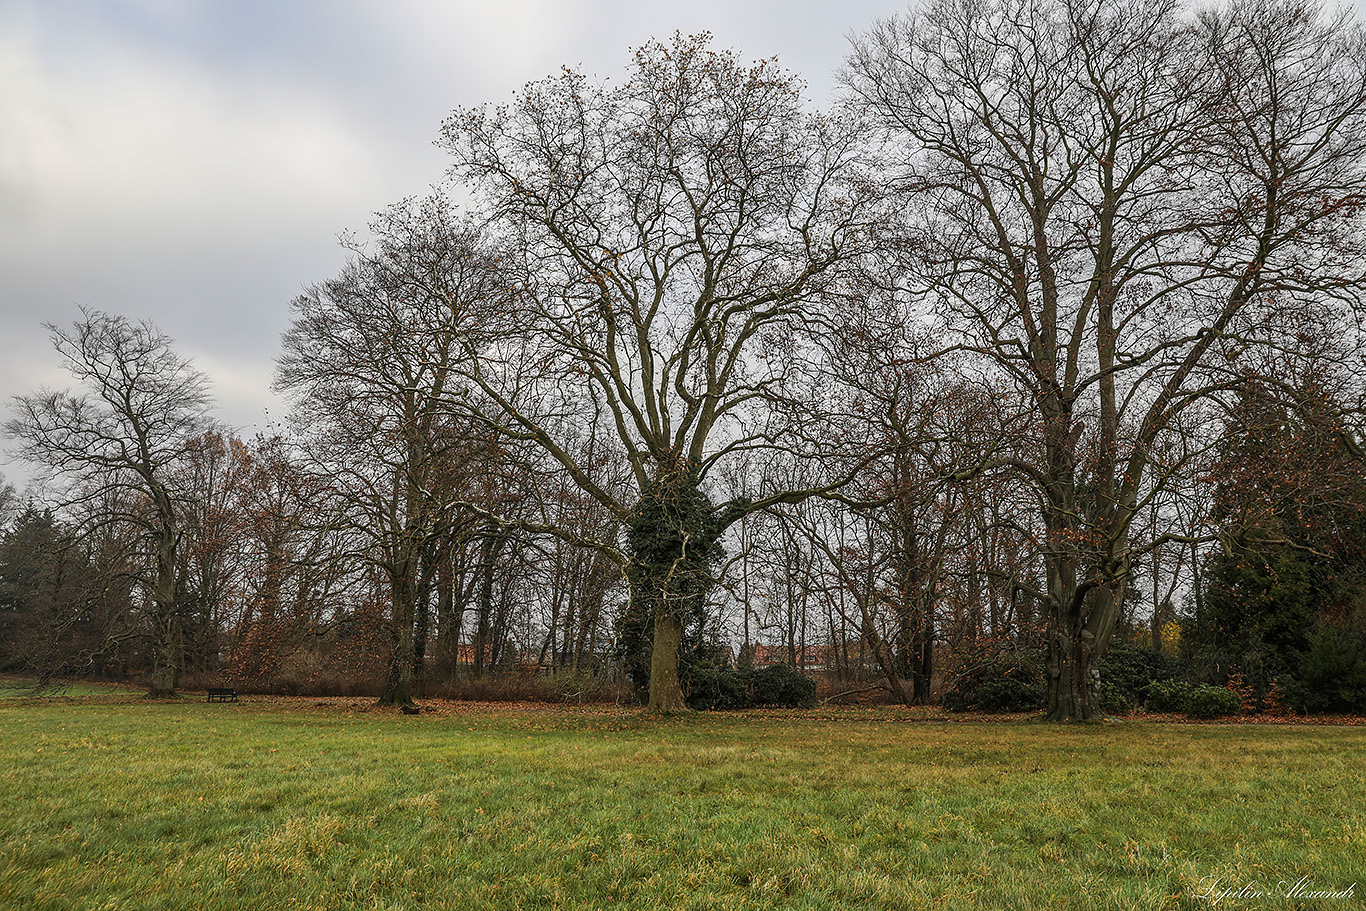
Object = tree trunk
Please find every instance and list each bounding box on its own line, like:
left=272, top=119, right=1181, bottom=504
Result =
left=147, top=627, right=179, bottom=698
left=1043, top=542, right=1094, bottom=721
left=473, top=529, right=504, bottom=677
left=412, top=580, right=430, bottom=699
left=1044, top=572, right=1122, bottom=722
left=627, top=466, right=720, bottom=713
left=436, top=553, right=460, bottom=682
left=858, top=603, right=913, bottom=706
left=379, top=573, right=416, bottom=707
left=912, top=601, right=933, bottom=705
left=1046, top=627, right=1097, bottom=722
left=381, top=633, right=415, bottom=706
left=147, top=530, right=181, bottom=697
left=647, top=605, right=687, bottom=713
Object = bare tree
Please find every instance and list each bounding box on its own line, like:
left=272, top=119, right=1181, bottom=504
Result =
left=277, top=201, right=507, bottom=709
left=0, top=473, right=17, bottom=533
left=846, top=0, right=1366, bottom=719
left=4, top=309, right=215, bottom=695
left=219, top=432, right=358, bottom=689
left=440, top=33, right=876, bottom=711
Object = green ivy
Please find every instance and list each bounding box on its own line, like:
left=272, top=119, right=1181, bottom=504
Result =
left=615, top=459, right=730, bottom=694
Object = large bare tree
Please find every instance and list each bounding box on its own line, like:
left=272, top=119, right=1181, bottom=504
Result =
left=846, top=0, right=1366, bottom=719
left=4, top=309, right=215, bottom=695
left=440, top=34, right=876, bottom=711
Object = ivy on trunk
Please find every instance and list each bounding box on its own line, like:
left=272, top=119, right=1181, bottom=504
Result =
left=624, top=461, right=725, bottom=713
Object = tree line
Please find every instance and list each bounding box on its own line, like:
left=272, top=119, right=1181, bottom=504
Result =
left=5, top=0, right=1366, bottom=719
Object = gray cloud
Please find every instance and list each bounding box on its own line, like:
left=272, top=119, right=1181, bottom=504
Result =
left=0, top=0, right=906, bottom=487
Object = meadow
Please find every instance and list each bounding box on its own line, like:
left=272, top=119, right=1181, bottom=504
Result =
left=0, top=696, right=1361, bottom=910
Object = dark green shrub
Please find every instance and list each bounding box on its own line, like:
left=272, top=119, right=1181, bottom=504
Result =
left=1183, top=684, right=1241, bottom=718
left=1284, top=627, right=1366, bottom=714
left=683, top=663, right=817, bottom=710
left=1097, top=679, right=1132, bottom=716
left=1099, top=642, right=1174, bottom=711
left=1145, top=679, right=1195, bottom=713
left=749, top=664, right=817, bottom=708
left=685, top=665, right=751, bottom=710
left=941, top=646, right=1046, bottom=713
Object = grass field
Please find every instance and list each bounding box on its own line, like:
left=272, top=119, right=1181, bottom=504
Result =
left=0, top=679, right=144, bottom=699
left=0, top=697, right=1361, bottom=910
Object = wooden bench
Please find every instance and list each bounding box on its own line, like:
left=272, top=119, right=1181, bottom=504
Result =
left=206, top=687, right=238, bottom=703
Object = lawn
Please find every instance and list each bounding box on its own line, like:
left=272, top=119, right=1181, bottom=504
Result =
left=0, top=697, right=1360, bottom=910
left=0, top=679, right=144, bottom=699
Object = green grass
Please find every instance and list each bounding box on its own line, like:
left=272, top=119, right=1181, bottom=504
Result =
left=0, top=699, right=1361, bottom=910
left=0, top=678, right=143, bottom=699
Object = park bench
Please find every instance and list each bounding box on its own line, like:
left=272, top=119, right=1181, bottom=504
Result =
left=206, top=687, right=238, bottom=703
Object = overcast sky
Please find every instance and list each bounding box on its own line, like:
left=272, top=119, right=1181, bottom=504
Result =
left=0, top=0, right=913, bottom=488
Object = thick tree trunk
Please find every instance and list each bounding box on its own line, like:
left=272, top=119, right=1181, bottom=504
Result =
left=147, top=640, right=179, bottom=698
left=1044, top=568, right=1122, bottom=721
left=436, top=555, right=464, bottom=683
left=146, top=532, right=181, bottom=697
left=381, top=643, right=415, bottom=706
left=379, top=574, right=417, bottom=707
left=857, top=597, right=913, bottom=706
left=473, top=530, right=504, bottom=677
left=412, top=585, right=429, bottom=699
left=647, top=606, right=687, bottom=713
left=871, top=637, right=913, bottom=706
left=1043, top=546, right=1095, bottom=722
left=1046, top=627, right=1097, bottom=721
left=629, top=466, right=720, bottom=713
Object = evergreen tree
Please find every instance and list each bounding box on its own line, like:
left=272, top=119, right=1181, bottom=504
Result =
left=1189, top=381, right=1366, bottom=706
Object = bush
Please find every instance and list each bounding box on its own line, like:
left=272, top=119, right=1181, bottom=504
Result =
left=941, top=646, right=1046, bottom=713
left=1284, top=627, right=1366, bottom=714
left=683, top=663, right=817, bottom=710
left=1144, top=679, right=1195, bottom=713
left=1099, top=642, right=1174, bottom=711
left=1183, top=684, right=1242, bottom=719
left=685, top=665, right=751, bottom=710
left=1097, top=679, right=1132, bottom=716
left=1144, top=678, right=1249, bottom=718
left=749, top=664, right=817, bottom=708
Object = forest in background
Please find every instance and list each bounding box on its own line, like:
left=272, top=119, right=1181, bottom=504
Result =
left=4, top=0, right=1366, bottom=720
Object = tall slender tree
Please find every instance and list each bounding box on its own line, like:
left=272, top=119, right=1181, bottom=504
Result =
left=277, top=201, right=508, bottom=708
